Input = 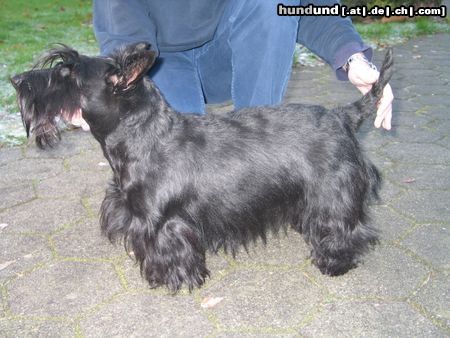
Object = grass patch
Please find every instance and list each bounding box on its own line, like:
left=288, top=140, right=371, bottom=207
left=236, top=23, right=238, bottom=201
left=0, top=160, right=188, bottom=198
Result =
left=0, top=0, right=98, bottom=147
left=355, top=17, right=450, bottom=46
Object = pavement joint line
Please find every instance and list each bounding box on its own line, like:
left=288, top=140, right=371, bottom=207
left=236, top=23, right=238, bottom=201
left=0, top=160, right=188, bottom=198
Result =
left=300, top=270, right=327, bottom=293
left=214, top=324, right=301, bottom=335
left=62, top=158, right=70, bottom=171
left=31, top=178, right=39, bottom=198
left=392, top=221, right=427, bottom=243
left=406, top=299, right=450, bottom=334
left=385, top=203, right=420, bottom=224
left=408, top=270, right=433, bottom=299
left=229, top=262, right=304, bottom=271
left=47, top=235, right=59, bottom=259
left=73, top=322, right=84, bottom=338
left=48, top=217, right=83, bottom=237
left=54, top=256, right=115, bottom=264
left=195, top=265, right=235, bottom=292
left=295, top=300, right=327, bottom=330
left=73, top=289, right=128, bottom=323
left=0, top=283, right=8, bottom=315
left=2, top=313, right=72, bottom=323
left=111, top=260, right=129, bottom=291
left=80, top=197, right=94, bottom=218
left=2, top=260, right=51, bottom=288
left=192, top=295, right=223, bottom=331
left=0, top=195, right=38, bottom=214
left=389, top=241, right=437, bottom=272
left=381, top=174, right=409, bottom=194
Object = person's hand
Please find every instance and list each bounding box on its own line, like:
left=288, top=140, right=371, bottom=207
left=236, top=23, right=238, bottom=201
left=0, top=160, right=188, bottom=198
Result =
left=347, top=53, right=394, bottom=130
left=63, top=108, right=90, bottom=131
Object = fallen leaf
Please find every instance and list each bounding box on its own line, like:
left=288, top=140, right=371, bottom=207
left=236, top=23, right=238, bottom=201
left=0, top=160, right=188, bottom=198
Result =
left=0, top=223, right=8, bottom=230
left=402, top=178, right=416, bottom=184
left=0, top=260, right=15, bottom=271
left=201, top=297, right=224, bottom=308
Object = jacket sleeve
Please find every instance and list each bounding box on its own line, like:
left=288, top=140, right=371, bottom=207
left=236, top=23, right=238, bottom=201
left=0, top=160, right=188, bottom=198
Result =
left=93, top=0, right=158, bottom=56
left=296, top=0, right=372, bottom=80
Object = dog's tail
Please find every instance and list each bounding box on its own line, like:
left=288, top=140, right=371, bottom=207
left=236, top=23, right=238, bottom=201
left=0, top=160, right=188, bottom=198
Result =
left=338, top=48, right=393, bottom=131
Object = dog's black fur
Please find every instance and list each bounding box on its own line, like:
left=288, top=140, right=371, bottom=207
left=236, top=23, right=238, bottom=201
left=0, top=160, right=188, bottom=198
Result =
left=11, top=43, right=393, bottom=292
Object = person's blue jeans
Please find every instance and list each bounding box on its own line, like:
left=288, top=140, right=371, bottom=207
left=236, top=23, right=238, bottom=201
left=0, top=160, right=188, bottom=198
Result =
left=148, top=0, right=300, bottom=114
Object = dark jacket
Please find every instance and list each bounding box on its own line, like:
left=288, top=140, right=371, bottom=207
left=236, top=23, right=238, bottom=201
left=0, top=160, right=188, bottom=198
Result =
left=93, top=0, right=371, bottom=79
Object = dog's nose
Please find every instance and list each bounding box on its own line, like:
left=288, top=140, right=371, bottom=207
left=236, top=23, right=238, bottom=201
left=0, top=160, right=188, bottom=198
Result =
left=10, top=74, right=23, bottom=88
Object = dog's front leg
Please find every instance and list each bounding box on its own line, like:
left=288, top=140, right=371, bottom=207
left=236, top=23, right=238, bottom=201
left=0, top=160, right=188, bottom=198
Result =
left=130, top=216, right=209, bottom=292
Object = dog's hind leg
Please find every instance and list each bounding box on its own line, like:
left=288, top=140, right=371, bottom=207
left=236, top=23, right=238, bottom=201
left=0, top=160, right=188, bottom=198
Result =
left=299, top=175, right=379, bottom=276
left=132, top=216, right=209, bottom=292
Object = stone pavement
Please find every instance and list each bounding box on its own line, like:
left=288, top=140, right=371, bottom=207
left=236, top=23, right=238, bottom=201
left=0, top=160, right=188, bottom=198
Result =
left=0, top=34, right=449, bottom=337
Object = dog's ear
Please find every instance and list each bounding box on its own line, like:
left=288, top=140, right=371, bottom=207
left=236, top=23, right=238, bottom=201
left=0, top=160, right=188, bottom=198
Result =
left=109, top=42, right=157, bottom=92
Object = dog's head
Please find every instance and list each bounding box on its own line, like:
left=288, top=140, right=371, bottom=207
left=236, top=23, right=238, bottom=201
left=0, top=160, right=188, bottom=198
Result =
left=10, top=42, right=157, bottom=148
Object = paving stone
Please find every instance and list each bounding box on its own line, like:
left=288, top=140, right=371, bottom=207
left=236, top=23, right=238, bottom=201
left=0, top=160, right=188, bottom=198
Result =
left=0, top=233, right=51, bottom=281
left=0, top=158, right=63, bottom=184
left=376, top=176, right=404, bottom=206
left=232, top=229, right=309, bottom=266
left=300, top=300, right=446, bottom=337
left=358, top=130, right=392, bottom=151
left=0, top=318, right=75, bottom=338
left=385, top=164, right=450, bottom=190
left=0, top=182, right=35, bottom=210
left=365, top=151, right=393, bottom=172
left=80, top=293, right=213, bottom=337
left=0, top=198, right=85, bottom=234
left=402, top=224, right=450, bottom=270
left=36, top=169, right=109, bottom=199
left=414, top=95, right=450, bottom=107
left=427, top=118, right=450, bottom=137
left=120, top=256, right=149, bottom=291
left=390, top=111, right=432, bottom=128
left=414, top=271, right=450, bottom=328
left=0, top=147, right=23, bottom=167
left=436, top=136, right=450, bottom=149
left=392, top=190, right=450, bottom=223
left=65, top=148, right=111, bottom=173
left=380, top=142, right=450, bottom=165
left=7, top=261, right=121, bottom=317
left=417, top=103, right=450, bottom=119
left=53, top=219, right=123, bottom=259
left=83, top=192, right=105, bottom=218
left=379, top=125, right=442, bottom=144
left=304, top=245, right=429, bottom=299
left=389, top=86, right=416, bottom=101
left=371, top=205, right=414, bottom=242
left=201, top=269, right=322, bottom=329
left=392, top=98, right=420, bottom=113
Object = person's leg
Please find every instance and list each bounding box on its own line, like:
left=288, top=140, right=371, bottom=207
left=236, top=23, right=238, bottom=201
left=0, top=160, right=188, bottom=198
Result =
left=197, top=0, right=300, bottom=109
left=149, top=50, right=205, bottom=114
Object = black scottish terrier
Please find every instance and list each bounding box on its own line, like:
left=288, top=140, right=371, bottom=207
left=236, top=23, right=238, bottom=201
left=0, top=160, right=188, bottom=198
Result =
left=11, top=42, right=393, bottom=291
